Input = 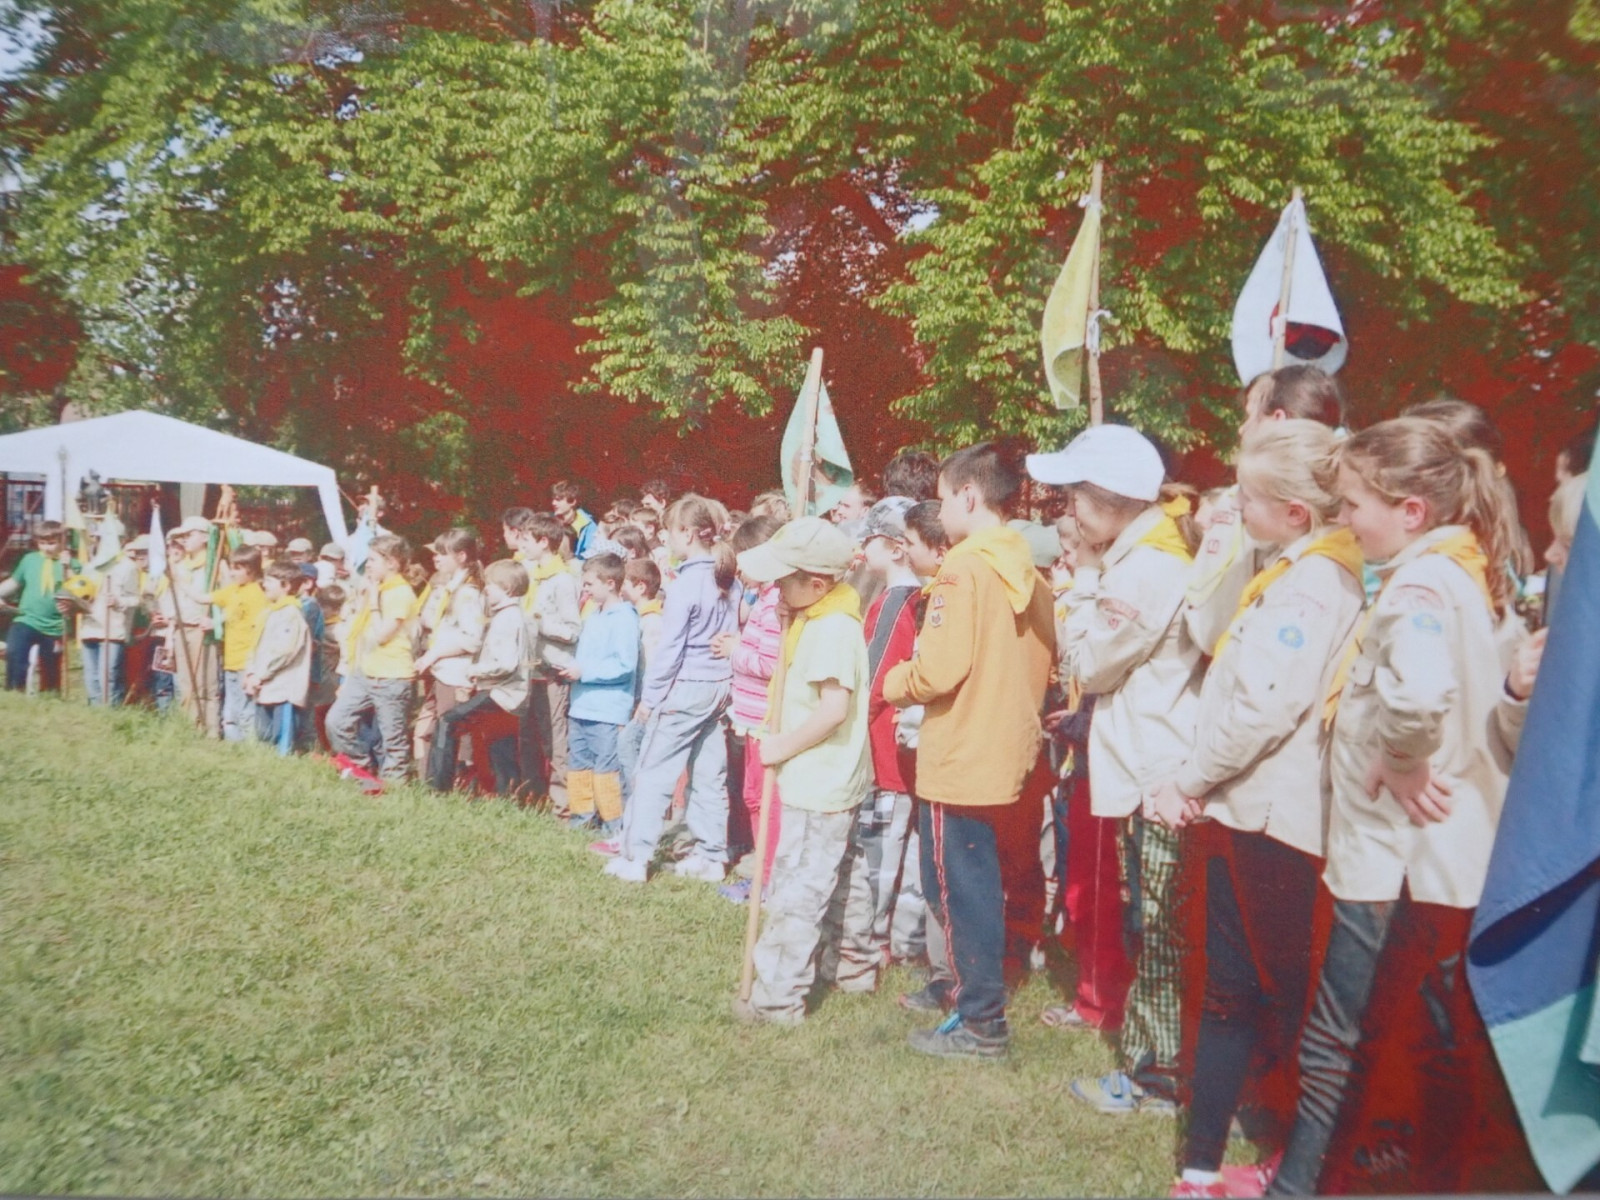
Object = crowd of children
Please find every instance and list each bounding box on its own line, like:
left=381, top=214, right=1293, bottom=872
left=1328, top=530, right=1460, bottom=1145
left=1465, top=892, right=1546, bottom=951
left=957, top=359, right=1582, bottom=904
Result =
left=2, top=380, right=1587, bottom=1194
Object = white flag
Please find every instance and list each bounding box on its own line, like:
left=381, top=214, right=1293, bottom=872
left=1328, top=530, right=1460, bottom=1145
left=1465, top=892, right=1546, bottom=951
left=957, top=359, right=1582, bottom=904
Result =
left=1230, top=194, right=1347, bottom=385
left=148, top=506, right=166, bottom=581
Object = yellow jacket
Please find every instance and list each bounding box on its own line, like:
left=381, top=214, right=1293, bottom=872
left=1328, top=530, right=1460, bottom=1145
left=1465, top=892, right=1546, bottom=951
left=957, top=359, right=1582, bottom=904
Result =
left=884, top=526, right=1055, bottom=807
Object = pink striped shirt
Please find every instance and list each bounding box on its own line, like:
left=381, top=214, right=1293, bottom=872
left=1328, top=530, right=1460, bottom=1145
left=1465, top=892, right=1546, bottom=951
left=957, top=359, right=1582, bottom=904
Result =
left=729, top=583, right=782, bottom=731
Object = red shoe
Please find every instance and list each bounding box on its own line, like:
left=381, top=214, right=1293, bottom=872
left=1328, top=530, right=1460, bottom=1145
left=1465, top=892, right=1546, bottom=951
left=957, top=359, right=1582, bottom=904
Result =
left=1169, top=1178, right=1228, bottom=1198
left=588, top=838, right=621, bottom=857
left=1219, top=1151, right=1281, bottom=1198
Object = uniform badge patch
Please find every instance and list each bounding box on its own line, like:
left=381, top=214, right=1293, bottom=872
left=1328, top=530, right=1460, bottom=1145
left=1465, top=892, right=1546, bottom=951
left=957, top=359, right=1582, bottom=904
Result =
left=1277, top=625, right=1306, bottom=649
left=1411, top=612, right=1443, bottom=634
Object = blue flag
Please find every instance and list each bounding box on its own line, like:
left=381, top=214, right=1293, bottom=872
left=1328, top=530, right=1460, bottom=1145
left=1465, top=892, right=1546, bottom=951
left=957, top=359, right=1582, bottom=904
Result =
left=1469, top=452, right=1600, bottom=1193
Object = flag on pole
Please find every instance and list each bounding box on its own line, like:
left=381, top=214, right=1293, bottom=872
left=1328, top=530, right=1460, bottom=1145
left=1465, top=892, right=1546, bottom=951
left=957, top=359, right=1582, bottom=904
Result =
left=780, top=376, right=853, bottom=519
left=1468, top=443, right=1600, bottom=1193
left=1040, top=195, right=1102, bottom=410
left=1230, top=193, right=1347, bottom=384
left=149, top=506, right=166, bottom=581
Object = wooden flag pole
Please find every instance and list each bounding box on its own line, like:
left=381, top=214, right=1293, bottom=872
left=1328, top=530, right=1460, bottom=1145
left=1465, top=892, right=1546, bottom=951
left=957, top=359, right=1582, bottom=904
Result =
left=1086, top=161, right=1105, bottom=427
left=1272, top=187, right=1302, bottom=371
left=793, top=347, right=825, bottom=517
left=163, top=549, right=204, bottom=731
left=740, top=346, right=822, bottom=1002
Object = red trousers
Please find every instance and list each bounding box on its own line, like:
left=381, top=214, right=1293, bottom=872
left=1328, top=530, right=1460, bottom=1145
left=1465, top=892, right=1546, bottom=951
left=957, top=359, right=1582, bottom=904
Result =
left=995, top=756, right=1052, bottom=986
left=1062, top=776, right=1134, bottom=1030
left=452, top=704, right=522, bottom=796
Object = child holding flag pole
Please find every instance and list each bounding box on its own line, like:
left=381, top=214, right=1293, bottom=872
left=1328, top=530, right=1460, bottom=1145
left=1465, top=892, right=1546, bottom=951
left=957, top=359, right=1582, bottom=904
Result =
left=738, top=347, right=822, bottom=1006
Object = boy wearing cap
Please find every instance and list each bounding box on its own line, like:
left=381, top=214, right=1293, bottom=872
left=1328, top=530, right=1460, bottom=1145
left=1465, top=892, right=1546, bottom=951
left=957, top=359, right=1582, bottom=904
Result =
left=158, top=516, right=223, bottom=735
left=0, top=520, right=78, bottom=693
left=882, top=444, right=1056, bottom=1060
left=732, top=517, right=871, bottom=1026
left=1026, top=423, right=1203, bottom=1114
left=823, top=497, right=923, bottom=993
left=316, top=542, right=346, bottom=589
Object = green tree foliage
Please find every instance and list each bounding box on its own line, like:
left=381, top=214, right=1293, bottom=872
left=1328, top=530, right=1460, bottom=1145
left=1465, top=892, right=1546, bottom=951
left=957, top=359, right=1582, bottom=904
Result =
left=1, top=0, right=1594, bottom=509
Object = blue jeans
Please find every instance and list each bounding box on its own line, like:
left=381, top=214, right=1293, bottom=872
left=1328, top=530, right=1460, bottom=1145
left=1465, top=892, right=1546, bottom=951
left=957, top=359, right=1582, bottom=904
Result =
left=5, top=622, right=60, bottom=692
left=622, top=680, right=730, bottom=864
left=82, top=640, right=126, bottom=706
left=920, top=800, right=1008, bottom=1031
left=569, top=716, right=622, bottom=773
left=222, top=669, right=257, bottom=742
left=255, top=702, right=299, bottom=755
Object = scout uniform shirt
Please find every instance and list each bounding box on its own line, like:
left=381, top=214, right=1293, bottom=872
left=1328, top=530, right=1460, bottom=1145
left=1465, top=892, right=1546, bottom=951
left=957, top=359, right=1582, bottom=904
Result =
left=1060, top=505, right=1204, bottom=819
left=1324, top=524, right=1518, bottom=909
left=1179, top=528, right=1366, bottom=858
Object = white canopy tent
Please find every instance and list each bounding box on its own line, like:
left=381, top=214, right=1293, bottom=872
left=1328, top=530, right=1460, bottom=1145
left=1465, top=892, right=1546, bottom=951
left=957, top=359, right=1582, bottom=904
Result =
left=0, top=410, right=350, bottom=543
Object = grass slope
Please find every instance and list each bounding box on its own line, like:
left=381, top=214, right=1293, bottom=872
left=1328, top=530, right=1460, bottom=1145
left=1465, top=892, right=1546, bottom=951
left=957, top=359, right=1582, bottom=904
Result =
left=0, top=694, right=1177, bottom=1196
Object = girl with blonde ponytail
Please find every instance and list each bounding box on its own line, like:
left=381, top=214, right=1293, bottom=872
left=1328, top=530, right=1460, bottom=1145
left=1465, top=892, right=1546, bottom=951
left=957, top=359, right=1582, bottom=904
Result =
left=1147, top=420, right=1367, bottom=1196
left=605, top=493, right=741, bottom=883
left=1267, top=416, right=1529, bottom=1196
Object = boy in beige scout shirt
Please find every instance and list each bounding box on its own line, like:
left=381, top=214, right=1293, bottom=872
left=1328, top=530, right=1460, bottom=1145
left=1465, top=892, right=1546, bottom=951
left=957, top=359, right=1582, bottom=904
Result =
left=731, top=517, right=870, bottom=1027
left=244, top=561, right=312, bottom=755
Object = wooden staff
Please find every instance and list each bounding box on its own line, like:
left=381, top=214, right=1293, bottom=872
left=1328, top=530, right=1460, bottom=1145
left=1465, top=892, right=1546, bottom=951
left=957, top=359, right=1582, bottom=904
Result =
left=739, top=346, right=823, bottom=1001
left=163, top=544, right=204, bottom=728
left=1086, top=161, right=1105, bottom=427
left=1272, top=187, right=1303, bottom=370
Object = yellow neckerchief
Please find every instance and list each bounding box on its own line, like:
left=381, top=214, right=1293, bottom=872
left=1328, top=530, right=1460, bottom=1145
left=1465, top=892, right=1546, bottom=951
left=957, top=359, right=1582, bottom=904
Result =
left=1135, top=496, right=1195, bottom=563
left=409, top=581, right=433, bottom=622
left=421, top=569, right=466, bottom=628
left=266, top=594, right=298, bottom=615
left=636, top=597, right=663, bottom=617
left=773, top=582, right=862, bottom=707
left=346, top=574, right=407, bottom=658
left=572, top=510, right=594, bottom=535
left=519, top=554, right=564, bottom=612
left=580, top=597, right=597, bottom=620
left=1322, top=526, right=1493, bottom=728
left=38, top=552, right=57, bottom=596
left=1213, top=527, right=1364, bottom=659
left=944, top=524, right=1036, bottom=614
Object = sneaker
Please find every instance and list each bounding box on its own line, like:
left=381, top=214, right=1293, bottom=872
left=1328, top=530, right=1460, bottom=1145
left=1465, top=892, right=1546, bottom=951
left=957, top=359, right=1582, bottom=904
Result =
left=1168, top=1178, right=1229, bottom=1198
left=907, top=1012, right=1008, bottom=1060
left=730, top=995, right=804, bottom=1027
left=718, top=878, right=753, bottom=904
left=566, top=813, right=597, bottom=831
left=602, top=855, right=648, bottom=883
left=588, top=838, right=621, bottom=857
left=672, top=853, right=726, bottom=883
left=898, top=982, right=953, bottom=1013
left=1069, top=1070, right=1177, bottom=1116
left=1219, top=1151, right=1281, bottom=1198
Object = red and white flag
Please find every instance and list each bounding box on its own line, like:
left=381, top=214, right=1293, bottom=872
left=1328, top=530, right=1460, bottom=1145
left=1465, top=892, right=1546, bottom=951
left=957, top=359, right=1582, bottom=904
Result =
left=1231, top=193, right=1347, bottom=384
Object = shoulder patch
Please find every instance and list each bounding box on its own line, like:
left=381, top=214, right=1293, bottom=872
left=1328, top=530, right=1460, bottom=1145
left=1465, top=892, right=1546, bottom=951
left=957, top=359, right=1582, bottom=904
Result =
left=1212, top=507, right=1238, bottom=526
left=1388, top=583, right=1446, bottom=612
left=1277, top=624, right=1306, bottom=649
left=1410, top=612, right=1443, bottom=635
left=1098, top=596, right=1141, bottom=625
left=929, top=612, right=943, bottom=628
left=933, top=572, right=960, bottom=590
left=931, top=595, right=945, bottom=610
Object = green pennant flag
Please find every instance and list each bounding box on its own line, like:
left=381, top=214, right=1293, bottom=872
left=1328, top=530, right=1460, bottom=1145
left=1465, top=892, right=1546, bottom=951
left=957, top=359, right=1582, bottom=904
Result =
left=1040, top=197, right=1102, bottom=410
left=780, top=376, right=854, bottom=518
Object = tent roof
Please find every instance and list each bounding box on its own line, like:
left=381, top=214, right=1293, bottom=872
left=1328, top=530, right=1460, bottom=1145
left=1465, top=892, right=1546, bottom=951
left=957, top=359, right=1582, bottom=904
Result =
left=0, top=410, right=349, bottom=541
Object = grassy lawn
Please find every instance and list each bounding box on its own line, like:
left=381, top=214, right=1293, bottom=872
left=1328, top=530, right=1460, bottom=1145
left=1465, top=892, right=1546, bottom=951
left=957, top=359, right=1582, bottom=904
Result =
left=0, top=692, right=1177, bottom=1197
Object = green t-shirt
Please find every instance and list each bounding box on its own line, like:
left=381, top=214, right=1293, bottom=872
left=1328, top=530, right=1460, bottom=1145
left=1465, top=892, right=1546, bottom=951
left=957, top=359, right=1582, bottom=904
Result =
left=8, top=551, right=77, bottom=637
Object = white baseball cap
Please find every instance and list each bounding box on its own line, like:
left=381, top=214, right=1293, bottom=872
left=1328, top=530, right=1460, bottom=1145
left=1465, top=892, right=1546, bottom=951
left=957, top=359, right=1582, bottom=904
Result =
left=737, top=517, right=855, bottom=582
left=1026, top=425, right=1165, bottom=502
left=286, top=536, right=314, bottom=553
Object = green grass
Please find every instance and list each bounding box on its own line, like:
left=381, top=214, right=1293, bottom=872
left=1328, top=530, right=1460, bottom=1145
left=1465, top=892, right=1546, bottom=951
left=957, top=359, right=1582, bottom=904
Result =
left=0, top=692, right=1177, bottom=1196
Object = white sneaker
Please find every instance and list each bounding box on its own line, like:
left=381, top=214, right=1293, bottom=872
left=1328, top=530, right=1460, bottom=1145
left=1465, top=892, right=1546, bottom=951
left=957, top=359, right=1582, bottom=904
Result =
left=672, top=853, right=726, bottom=883
left=603, top=855, right=648, bottom=883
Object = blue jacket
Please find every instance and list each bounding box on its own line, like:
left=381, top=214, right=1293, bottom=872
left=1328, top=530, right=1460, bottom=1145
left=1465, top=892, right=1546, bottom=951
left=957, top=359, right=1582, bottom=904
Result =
left=570, top=602, right=640, bottom=725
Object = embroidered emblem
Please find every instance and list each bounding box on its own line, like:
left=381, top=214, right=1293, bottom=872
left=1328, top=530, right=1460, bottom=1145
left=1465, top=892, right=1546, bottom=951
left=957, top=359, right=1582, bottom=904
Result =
left=930, top=612, right=943, bottom=628
left=1277, top=625, right=1306, bottom=649
left=1411, top=613, right=1443, bottom=634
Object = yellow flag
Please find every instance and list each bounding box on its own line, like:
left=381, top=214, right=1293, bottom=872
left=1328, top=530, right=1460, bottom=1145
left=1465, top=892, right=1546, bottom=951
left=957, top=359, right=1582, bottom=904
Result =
left=1040, top=198, right=1101, bottom=409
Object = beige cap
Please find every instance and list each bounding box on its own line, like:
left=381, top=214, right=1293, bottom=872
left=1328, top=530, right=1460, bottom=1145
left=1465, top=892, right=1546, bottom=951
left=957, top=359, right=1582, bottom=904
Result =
left=286, top=536, right=314, bottom=553
left=319, top=542, right=346, bottom=560
left=174, top=516, right=213, bottom=536
left=736, top=517, right=855, bottom=583
left=242, top=530, right=279, bottom=548
left=124, top=535, right=151, bottom=553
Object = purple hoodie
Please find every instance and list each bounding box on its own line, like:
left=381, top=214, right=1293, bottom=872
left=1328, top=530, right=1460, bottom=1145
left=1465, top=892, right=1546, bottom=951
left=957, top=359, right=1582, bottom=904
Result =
left=639, top=556, right=740, bottom=711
